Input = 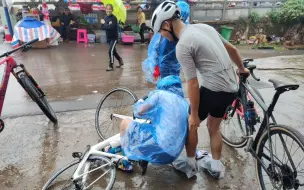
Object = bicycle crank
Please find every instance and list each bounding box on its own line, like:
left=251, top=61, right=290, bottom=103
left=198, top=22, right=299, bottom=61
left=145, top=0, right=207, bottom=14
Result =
left=0, top=119, right=4, bottom=133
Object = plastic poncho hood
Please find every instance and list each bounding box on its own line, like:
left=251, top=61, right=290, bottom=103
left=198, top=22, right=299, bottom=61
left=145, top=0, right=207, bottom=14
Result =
left=156, top=75, right=184, bottom=97
left=142, top=0, right=190, bottom=83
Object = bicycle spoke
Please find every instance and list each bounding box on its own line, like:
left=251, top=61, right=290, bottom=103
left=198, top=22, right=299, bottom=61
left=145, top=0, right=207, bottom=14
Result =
left=263, top=145, right=284, bottom=165
left=275, top=134, right=277, bottom=162
left=279, top=133, right=297, bottom=171
left=296, top=157, right=304, bottom=171
left=282, top=135, right=288, bottom=164
left=289, top=139, right=295, bottom=158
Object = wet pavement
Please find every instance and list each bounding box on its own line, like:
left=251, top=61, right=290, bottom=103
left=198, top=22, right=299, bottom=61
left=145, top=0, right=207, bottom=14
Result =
left=0, top=42, right=304, bottom=117
left=0, top=42, right=304, bottom=190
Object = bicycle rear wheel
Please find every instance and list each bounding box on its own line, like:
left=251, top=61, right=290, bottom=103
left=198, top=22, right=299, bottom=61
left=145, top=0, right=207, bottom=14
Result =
left=42, top=156, right=116, bottom=190
left=95, top=87, right=138, bottom=140
left=19, top=73, right=57, bottom=123
left=221, top=98, right=248, bottom=148
left=256, top=125, right=304, bottom=190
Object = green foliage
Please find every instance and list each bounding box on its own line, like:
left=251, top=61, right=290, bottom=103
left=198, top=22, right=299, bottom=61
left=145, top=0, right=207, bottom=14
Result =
left=268, top=10, right=282, bottom=24
left=270, top=0, right=304, bottom=24
left=248, top=11, right=261, bottom=25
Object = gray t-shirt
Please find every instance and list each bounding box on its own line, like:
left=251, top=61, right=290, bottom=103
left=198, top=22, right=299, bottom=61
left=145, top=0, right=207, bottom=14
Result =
left=176, top=24, right=238, bottom=93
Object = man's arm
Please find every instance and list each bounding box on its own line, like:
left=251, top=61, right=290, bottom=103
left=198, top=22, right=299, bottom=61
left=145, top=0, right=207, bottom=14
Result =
left=187, top=78, right=200, bottom=116
left=218, top=34, right=247, bottom=72
left=176, top=44, right=200, bottom=116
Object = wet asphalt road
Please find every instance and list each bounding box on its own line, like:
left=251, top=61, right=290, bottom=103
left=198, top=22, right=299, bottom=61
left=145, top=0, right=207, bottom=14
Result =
left=0, top=42, right=304, bottom=190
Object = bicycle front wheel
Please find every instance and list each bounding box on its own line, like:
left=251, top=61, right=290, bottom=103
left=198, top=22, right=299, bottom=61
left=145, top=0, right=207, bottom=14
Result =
left=19, top=73, right=57, bottom=123
left=256, top=125, right=304, bottom=190
left=42, top=156, right=116, bottom=190
left=221, top=99, right=248, bottom=148
left=95, top=87, right=138, bottom=140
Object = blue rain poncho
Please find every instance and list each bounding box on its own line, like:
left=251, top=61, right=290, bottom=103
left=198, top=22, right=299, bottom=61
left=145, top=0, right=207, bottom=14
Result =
left=120, top=76, right=189, bottom=164
left=142, top=0, right=190, bottom=83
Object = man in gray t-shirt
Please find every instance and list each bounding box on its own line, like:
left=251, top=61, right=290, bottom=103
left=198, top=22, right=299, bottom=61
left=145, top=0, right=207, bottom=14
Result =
left=151, top=0, right=249, bottom=179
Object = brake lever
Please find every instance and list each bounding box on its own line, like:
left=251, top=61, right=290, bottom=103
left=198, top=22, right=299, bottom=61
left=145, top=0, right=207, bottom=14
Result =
left=250, top=70, right=260, bottom=81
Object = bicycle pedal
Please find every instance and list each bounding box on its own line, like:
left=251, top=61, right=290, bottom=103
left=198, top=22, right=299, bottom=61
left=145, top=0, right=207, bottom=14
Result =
left=72, top=152, right=83, bottom=158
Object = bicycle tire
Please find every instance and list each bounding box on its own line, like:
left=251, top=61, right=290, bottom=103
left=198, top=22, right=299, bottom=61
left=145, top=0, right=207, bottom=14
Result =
left=19, top=73, right=57, bottom=123
left=256, top=125, right=304, bottom=190
left=221, top=101, right=248, bottom=148
left=221, top=86, right=265, bottom=148
left=42, top=156, right=116, bottom=190
left=95, top=87, right=138, bottom=140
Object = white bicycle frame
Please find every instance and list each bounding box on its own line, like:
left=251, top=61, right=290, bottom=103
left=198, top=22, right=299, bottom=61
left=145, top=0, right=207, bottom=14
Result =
left=72, top=113, right=148, bottom=189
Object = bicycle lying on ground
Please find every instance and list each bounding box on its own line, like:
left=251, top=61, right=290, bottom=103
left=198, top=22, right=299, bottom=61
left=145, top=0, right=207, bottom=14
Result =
left=0, top=39, right=57, bottom=132
left=42, top=102, right=150, bottom=190
left=221, top=59, right=304, bottom=189
left=42, top=87, right=155, bottom=189
left=43, top=59, right=303, bottom=189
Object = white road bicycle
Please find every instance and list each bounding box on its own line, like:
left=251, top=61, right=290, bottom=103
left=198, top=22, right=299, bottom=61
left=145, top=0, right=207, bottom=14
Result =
left=42, top=88, right=149, bottom=190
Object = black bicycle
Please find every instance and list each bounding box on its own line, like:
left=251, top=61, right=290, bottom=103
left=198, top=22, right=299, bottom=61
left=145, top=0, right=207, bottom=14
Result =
left=221, top=59, right=304, bottom=189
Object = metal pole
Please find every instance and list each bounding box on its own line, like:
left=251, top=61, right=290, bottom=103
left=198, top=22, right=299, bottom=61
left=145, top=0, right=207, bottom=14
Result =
left=2, top=0, right=14, bottom=36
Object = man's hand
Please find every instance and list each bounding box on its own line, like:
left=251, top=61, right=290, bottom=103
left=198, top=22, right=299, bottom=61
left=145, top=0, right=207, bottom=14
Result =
left=189, top=114, right=200, bottom=131
left=100, top=19, right=105, bottom=24
left=61, top=22, right=64, bottom=26
left=238, top=67, right=250, bottom=75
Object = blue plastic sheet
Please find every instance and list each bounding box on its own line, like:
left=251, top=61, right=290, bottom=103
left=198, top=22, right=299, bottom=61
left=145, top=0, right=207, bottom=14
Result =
left=120, top=76, right=189, bottom=164
left=18, top=17, right=45, bottom=29
left=177, top=0, right=190, bottom=24
left=142, top=0, right=190, bottom=83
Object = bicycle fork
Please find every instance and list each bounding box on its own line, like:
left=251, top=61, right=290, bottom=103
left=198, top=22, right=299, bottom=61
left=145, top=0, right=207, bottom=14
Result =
left=12, top=64, right=46, bottom=97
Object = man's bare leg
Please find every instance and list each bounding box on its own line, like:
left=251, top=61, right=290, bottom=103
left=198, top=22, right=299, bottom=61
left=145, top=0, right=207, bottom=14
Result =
left=120, top=118, right=132, bottom=136
left=207, top=115, right=223, bottom=172
left=185, top=126, right=198, bottom=157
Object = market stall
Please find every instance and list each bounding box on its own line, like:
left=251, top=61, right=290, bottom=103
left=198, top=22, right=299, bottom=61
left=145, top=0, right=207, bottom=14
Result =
left=11, top=3, right=60, bottom=48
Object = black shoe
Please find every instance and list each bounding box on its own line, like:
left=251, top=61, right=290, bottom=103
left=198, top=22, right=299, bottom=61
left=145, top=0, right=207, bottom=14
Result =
left=116, top=59, right=124, bottom=68
left=106, top=66, right=113, bottom=71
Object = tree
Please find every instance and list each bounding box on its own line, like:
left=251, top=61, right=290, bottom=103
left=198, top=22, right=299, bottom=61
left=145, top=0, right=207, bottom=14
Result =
left=280, top=0, right=304, bottom=24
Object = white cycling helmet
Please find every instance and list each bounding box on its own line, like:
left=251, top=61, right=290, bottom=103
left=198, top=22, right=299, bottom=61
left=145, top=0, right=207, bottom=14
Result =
left=151, top=0, right=180, bottom=33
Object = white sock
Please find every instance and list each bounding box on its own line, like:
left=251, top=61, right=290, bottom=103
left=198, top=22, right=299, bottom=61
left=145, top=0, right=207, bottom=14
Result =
left=211, top=158, right=220, bottom=171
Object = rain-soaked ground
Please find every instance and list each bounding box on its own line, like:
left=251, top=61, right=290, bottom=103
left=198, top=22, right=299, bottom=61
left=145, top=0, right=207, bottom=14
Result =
left=0, top=42, right=304, bottom=190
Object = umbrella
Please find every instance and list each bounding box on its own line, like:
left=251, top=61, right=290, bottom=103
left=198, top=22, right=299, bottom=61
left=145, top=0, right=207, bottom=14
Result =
left=18, top=17, right=45, bottom=29
left=102, top=0, right=126, bottom=24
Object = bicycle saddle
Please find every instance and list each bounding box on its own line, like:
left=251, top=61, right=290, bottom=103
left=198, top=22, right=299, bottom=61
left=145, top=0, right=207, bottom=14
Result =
left=268, top=79, right=299, bottom=91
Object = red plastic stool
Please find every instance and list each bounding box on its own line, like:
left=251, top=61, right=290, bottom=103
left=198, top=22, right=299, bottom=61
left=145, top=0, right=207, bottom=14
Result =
left=77, top=29, right=88, bottom=44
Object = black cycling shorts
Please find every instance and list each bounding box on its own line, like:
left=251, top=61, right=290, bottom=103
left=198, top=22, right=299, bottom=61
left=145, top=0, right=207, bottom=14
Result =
left=189, top=86, right=236, bottom=121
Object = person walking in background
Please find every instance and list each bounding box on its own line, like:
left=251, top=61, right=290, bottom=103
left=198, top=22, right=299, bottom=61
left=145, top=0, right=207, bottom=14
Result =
left=137, top=6, right=149, bottom=45
left=101, top=4, right=124, bottom=71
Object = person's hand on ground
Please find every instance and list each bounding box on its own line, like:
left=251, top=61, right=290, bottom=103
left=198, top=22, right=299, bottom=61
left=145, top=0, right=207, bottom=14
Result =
left=100, top=19, right=105, bottom=24
left=188, top=114, right=200, bottom=130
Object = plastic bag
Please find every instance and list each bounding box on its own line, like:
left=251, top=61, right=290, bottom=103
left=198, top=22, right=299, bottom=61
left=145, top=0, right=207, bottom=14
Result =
left=177, top=1, right=190, bottom=24
left=142, top=32, right=162, bottom=83
left=141, top=0, right=190, bottom=84
left=172, top=152, right=226, bottom=179
left=142, top=33, right=181, bottom=83
left=131, top=24, right=140, bottom=33
left=120, top=76, right=189, bottom=164
left=172, top=156, right=198, bottom=178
